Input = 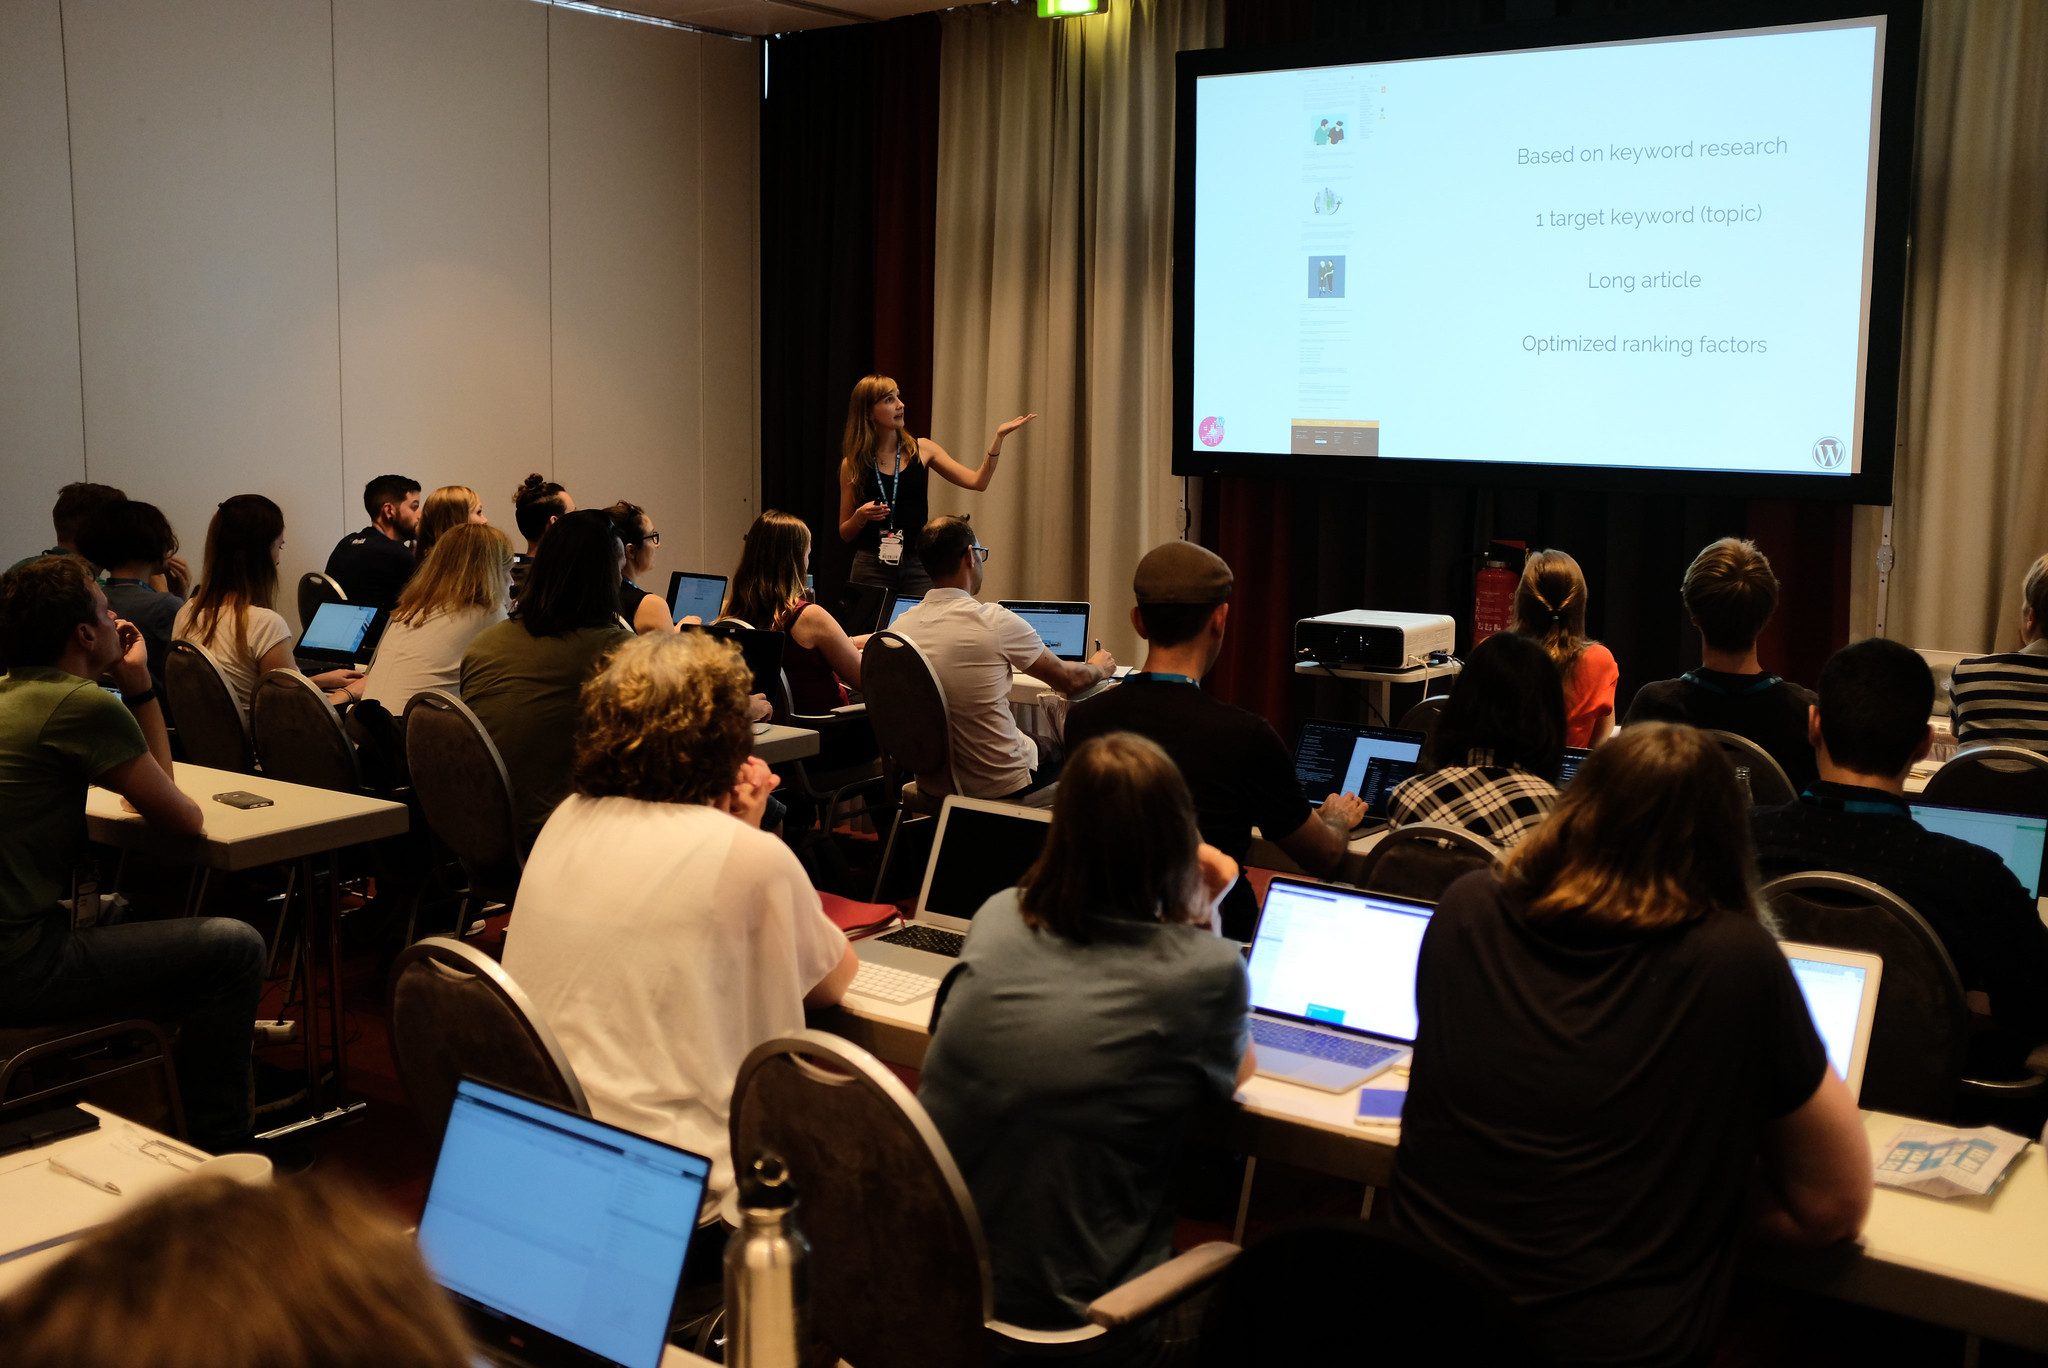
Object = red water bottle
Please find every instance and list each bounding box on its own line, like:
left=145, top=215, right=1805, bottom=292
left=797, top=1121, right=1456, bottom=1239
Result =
left=1473, top=549, right=1521, bottom=646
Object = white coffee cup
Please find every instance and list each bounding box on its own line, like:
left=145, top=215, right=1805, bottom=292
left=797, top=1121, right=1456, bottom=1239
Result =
left=194, top=1152, right=274, bottom=1186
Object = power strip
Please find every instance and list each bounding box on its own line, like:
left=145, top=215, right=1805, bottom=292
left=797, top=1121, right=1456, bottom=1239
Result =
left=255, top=1019, right=299, bottom=1045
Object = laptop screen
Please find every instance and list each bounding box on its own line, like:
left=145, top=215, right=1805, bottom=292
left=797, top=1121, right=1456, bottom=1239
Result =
left=666, top=571, right=727, bottom=625
left=299, top=601, right=379, bottom=656
left=918, top=802, right=1052, bottom=922
left=886, top=594, right=921, bottom=630
left=1248, top=880, right=1431, bottom=1042
left=1783, top=951, right=1874, bottom=1091
left=1292, top=721, right=1425, bottom=813
left=1908, top=801, right=2048, bottom=899
left=418, top=1079, right=710, bottom=1368
left=998, top=601, right=1090, bottom=660
left=1557, top=747, right=1591, bottom=787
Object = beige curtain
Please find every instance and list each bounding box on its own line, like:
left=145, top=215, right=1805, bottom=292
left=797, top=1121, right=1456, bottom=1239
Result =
left=929, top=0, right=1224, bottom=661
left=1878, top=0, right=2048, bottom=652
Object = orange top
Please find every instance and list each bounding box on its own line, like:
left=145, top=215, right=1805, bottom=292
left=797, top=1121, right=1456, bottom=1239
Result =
left=1563, top=642, right=1619, bottom=748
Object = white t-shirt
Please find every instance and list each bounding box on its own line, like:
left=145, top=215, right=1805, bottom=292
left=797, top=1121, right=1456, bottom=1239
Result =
left=172, top=602, right=294, bottom=720
left=892, top=588, right=1045, bottom=799
left=359, top=604, right=505, bottom=712
left=502, top=795, right=849, bottom=1193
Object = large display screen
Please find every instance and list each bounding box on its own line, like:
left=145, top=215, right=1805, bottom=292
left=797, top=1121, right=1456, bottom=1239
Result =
left=1174, top=4, right=1917, bottom=500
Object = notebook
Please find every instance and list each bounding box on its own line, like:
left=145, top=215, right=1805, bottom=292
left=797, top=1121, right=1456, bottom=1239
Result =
left=295, top=601, right=386, bottom=667
left=665, top=571, right=727, bottom=626
left=417, top=1078, right=711, bottom=1368
left=1780, top=942, right=1883, bottom=1100
left=883, top=594, right=922, bottom=632
left=1556, top=747, right=1592, bottom=786
left=997, top=600, right=1091, bottom=661
left=1907, top=799, right=2048, bottom=899
left=1290, top=720, right=1426, bottom=826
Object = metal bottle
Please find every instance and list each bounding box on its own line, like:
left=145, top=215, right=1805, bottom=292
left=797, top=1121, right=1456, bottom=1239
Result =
left=723, top=1151, right=810, bottom=1368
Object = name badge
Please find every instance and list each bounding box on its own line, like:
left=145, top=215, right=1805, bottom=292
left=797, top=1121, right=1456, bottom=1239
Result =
left=878, top=530, right=904, bottom=566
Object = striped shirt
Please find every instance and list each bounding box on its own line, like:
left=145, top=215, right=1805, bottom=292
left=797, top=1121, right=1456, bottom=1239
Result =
left=1388, top=751, right=1560, bottom=850
left=1949, top=640, right=2048, bottom=753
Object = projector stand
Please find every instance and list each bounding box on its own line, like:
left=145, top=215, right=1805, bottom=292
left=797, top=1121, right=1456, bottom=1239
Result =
left=1293, top=660, right=1463, bottom=730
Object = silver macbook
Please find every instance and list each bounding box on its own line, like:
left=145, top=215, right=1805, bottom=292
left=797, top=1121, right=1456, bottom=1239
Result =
left=665, top=570, right=727, bottom=626
left=851, top=796, right=1053, bottom=1001
left=1246, top=877, right=1430, bottom=1092
left=1290, top=720, right=1426, bottom=834
left=1780, top=941, right=1882, bottom=1101
left=997, top=600, right=1091, bottom=661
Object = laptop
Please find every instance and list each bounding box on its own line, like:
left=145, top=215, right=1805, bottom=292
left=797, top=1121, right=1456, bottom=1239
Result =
left=680, top=622, right=784, bottom=698
left=1907, top=799, right=2048, bottom=899
left=881, top=593, right=922, bottom=632
left=665, top=570, right=727, bottom=626
left=1780, top=942, right=1883, bottom=1100
left=295, top=600, right=387, bottom=669
left=1246, top=877, right=1430, bottom=1091
left=851, top=795, right=1054, bottom=1002
left=1556, top=746, right=1592, bottom=786
left=1290, top=721, right=1426, bottom=833
left=416, top=1077, right=711, bottom=1368
left=997, top=600, right=1091, bottom=661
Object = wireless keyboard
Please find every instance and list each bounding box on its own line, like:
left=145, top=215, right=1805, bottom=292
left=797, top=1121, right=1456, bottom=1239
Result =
left=876, top=924, right=966, bottom=958
left=1251, top=1018, right=1405, bottom=1071
left=851, top=960, right=942, bottom=1004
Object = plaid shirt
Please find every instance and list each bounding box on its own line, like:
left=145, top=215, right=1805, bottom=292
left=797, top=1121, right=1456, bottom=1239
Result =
left=1387, top=752, right=1560, bottom=850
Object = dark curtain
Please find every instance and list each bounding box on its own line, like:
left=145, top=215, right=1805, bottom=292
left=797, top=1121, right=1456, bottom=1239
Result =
left=760, top=15, right=941, bottom=615
left=1205, top=0, right=1858, bottom=740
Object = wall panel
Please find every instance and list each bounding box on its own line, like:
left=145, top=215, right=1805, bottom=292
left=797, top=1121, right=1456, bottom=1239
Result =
left=696, top=35, right=762, bottom=575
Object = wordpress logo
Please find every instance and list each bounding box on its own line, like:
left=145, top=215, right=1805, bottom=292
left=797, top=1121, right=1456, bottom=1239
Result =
left=1811, top=436, right=1846, bottom=469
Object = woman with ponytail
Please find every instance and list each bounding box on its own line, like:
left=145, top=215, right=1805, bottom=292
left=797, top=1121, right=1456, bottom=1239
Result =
left=1510, top=548, right=1618, bottom=747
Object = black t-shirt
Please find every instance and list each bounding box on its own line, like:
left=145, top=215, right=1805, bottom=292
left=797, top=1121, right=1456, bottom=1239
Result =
left=1624, top=671, right=1819, bottom=793
left=1065, top=677, right=1312, bottom=941
left=854, top=449, right=930, bottom=555
left=324, top=525, right=417, bottom=612
left=1387, top=872, right=1826, bottom=1368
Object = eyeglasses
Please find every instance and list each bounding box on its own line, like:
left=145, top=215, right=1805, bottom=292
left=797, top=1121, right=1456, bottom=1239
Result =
left=971, top=544, right=990, bottom=563
left=628, top=531, right=661, bottom=546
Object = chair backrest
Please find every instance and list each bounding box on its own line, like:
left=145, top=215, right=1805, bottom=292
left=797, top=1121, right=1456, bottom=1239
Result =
left=386, top=936, right=589, bottom=1150
left=297, top=570, right=347, bottom=630
left=250, top=670, right=362, bottom=794
left=731, top=1030, right=992, bottom=1368
left=1399, top=694, right=1451, bottom=739
left=1195, top=1218, right=1539, bottom=1365
left=861, top=631, right=959, bottom=797
left=1703, top=729, right=1798, bottom=806
left=403, top=689, right=523, bottom=897
left=1359, top=822, right=1498, bottom=903
left=163, top=640, right=254, bottom=773
left=1760, top=871, right=1968, bottom=1119
left=1922, top=743, right=2048, bottom=818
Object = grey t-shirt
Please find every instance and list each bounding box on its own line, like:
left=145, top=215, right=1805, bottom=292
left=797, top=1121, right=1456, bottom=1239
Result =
left=918, top=889, right=1249, bottom=1328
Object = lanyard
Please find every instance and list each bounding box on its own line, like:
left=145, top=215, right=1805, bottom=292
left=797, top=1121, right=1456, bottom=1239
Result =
left=874, top=450, right=902, bottom=532
left=1682, top=669, right=1783, bottom=697
left=1801, top=788, right=1908, bottom=817
left=1126, top=672, right=1198, bottom=686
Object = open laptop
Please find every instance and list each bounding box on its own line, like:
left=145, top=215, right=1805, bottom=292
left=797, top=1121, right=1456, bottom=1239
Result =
left=851, top=795, right=1053, bottom=1002
left=416, top=1077, right=711, bottom=1368
left=679, top=622, right=784, bottom=698
left=1246, top=877, right=1430, bottom=1091
left=1780, top=942, right=1882, bottom=1100
left=295, top=600, right=386, bottom=670
left=1908, top=799, right=2048, bottom=899
left=1291, top=720, right=1426, bottom=833
left=881, top=593, right=922, bottom=632
left=998, top=600, right=1091, bottom=661
left=665, top=570, right=727, bottom=625
left=1556, top=746, right=1592, bottom=787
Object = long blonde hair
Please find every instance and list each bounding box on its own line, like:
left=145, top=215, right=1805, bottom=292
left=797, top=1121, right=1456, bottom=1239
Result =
left=840, top=374, right=919, bottom=483
left=392, top=522, right=511, bottom=628
left=416, top=485, right=482, bottom=559
left=725, top=510, right=812, bottom=631
left=1511, top=548, right=1596, bottom=681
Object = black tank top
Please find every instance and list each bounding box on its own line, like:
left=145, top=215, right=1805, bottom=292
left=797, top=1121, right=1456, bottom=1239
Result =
left=854, top=445, right=930, bottom=554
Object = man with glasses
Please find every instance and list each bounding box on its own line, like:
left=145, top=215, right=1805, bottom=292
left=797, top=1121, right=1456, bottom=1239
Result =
left=889, top=516, right=1114, bottom=800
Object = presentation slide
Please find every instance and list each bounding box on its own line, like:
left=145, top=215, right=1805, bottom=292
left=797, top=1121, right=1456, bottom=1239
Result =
left=1190, top=18, right=1886, bottom=479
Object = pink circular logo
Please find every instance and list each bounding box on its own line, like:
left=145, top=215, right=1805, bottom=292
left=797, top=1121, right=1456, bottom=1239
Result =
left=1198, top=416, right=1225, bottom=447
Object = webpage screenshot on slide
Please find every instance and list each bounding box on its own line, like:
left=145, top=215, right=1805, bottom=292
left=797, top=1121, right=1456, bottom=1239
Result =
left=1189, top=17, right=1887, bottom=479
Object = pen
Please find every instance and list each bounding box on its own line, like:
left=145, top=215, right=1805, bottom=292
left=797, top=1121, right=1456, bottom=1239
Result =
left=47, top=1157, right=121, bottom=1195
left=1094, top=638, right=1102, bottom=655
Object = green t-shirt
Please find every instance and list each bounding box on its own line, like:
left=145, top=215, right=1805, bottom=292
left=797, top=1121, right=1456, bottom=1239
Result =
left=0, top=667, right=147, bottom=964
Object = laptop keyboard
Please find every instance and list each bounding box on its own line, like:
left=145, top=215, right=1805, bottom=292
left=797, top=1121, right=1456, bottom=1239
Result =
left=851, top=961, right=942, bottom=1004
left=1252, top=1018, right=1405, bottom=1071
left=876, top=924, right=966, bottom=958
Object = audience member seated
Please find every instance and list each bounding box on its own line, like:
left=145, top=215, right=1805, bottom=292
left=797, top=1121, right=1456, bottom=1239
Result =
left=503, top=632, right=856, bottom=1194
left=324, top=473, right=421, bottom=611
left=1387, top=631, right=1564, bottom=850
left=918, top=733, right=1250, bottom=1360
left=460, top=509, right=633, bottom=850
left=1512, top=548, right=1618, bottom=748
left=727, top=510, right=864, bottom=705
left=509, top=473, right=573, bottom=600
left=343, top=523, right=511, bottom=713
left=607, top=499, right=677, bottom=635
left=1065, top=541, right=1363, bottom=942
left=10, top=481, right=125, bottom=572
left=174, top=495, right=360, bottom=715
left=413, top=483, right=487, bottom=562
left=0, top=1173, right=475, bottom=1368
left=1388, top=722, right=1871, bottom=1367
left=76, top=499, right=187, bottom=699
left=1752, top=637, right=2048, bottom=1038
left=1624, top=537, right=1819, bottom=791
left=0, top=558, right=263, bottom=1154
left=891, top=516, right=1114, bottom=800
left=1949, top=551, right=2048, bottom=753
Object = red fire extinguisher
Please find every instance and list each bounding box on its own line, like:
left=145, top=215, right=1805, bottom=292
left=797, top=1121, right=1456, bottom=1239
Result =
left=1473, top=542, right=1525, bottom=646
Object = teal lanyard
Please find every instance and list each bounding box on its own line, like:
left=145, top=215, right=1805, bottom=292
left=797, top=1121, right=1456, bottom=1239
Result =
left=1682, top=669, right=1783, bottom=697
left=1802, top=788, right=1906, bottom=816
left=874, top=453, right=901, bottom=532
left=1126, top=672, right=1198, bottom=686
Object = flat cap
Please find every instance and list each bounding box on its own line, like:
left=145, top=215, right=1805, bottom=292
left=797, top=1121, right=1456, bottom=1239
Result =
left=1133, top=541, right=1233, bottom=605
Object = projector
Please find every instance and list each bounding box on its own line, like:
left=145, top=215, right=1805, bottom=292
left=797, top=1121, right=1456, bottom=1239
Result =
left=1295, top=610, right=1456, bottom=671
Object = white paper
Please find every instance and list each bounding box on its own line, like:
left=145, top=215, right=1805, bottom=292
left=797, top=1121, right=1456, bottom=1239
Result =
left=1874, top=1124, right=2030, bottom=1200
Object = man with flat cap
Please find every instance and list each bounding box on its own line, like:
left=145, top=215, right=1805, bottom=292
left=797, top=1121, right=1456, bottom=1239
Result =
left=1065, top=541, right=1365, bottom=941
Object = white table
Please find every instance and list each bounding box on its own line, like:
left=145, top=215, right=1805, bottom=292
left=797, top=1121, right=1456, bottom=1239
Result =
left=87, top=763, right=408, bottom=1139
left=753, top=723, right=820, bottom=764
left=1294, top=658, right=1462, bottom=728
